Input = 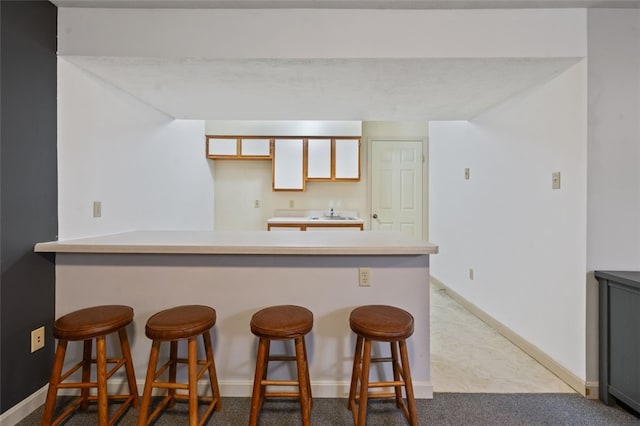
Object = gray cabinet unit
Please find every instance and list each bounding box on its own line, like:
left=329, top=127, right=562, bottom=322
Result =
left=597, top=270, right=640, bottom=413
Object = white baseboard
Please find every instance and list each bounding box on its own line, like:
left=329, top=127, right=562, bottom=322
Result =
left=431, top=277, right=594, bottom=398
left=0, top=384, right=48, bottom=426
left=1, top=379, right=433, bottom=424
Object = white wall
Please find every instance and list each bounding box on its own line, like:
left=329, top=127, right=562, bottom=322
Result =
left=585, top=9, right=640, bottom=383
left=429, top=61, right=588, bottom=379
left=58, top=8, right=586, bottom=59
left=58, top=59, right=214, bottom=239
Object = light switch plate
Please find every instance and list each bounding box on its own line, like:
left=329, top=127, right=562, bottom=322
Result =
left=552, top=172, right=561, bottom=190
left=93, top=201, right=102, bottom=217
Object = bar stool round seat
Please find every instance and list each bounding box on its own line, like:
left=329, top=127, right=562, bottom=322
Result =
left=249, top=305, right=313, bottom=426
left=138, top=305, right=221, bottom=426
left=250, top=304, right=313, bottom=339
left=348, top=305, right=418, bottom=426
left=42, top=305, right=139, bottom=426
left=349, top=304, right=414, bottom=341
left=145, top=305, right=217, bottom=341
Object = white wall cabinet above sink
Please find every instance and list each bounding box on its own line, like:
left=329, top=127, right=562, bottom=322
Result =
left=306, top=138, right=332, bottom=179
left=306, top=137, right=360, bottom=181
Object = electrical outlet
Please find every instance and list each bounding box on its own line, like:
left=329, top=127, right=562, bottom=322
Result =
left=464, top=168, right=470, bottom=180
left=254, top=199, right=260, bottom=208
left=289, top=199, right=295, bottom=208
left=359, top=268, right=371, bottom=287
left=31, top=326, right=45, bottom=353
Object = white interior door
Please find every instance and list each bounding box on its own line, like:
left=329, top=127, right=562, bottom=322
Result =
left=371, top=140, right=423, bottom=238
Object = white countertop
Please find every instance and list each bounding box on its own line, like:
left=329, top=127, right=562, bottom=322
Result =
left=267, top=217, right=364, bottom=225
left=34, top=230, right=438, bottom=256
left=267, top=209, right=364, bottom=225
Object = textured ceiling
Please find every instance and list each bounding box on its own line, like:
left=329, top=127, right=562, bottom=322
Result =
left=67, top=56, right=581, bottom=120
left=55, top=0, right=598, bottom=120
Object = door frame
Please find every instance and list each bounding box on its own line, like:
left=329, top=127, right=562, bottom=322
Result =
left=367, top=137, right=429, bottom=240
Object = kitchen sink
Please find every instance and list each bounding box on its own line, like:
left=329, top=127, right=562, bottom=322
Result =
left=310, top=216, right=356, bottom=220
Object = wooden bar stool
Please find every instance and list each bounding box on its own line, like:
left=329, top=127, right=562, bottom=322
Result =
left=138, top=305, right=221, bottom=426
left=249, top=305, right=313, bottom=426
left=348, top=305, right=418, bottom=426
left=41, top=305, right=139, bottom=426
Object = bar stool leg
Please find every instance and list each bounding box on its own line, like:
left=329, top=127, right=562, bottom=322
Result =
left=260, top=339, right=271, bottom=408
left=138, top=340, right=161, bottom=426
left=80, top=339, right=93, bottom=410
left=168, top=340, right=178, bottom=408
left=118, top=328, right=140, bottom=408
left=187, top=336, right=198, bottom=426
left=348, top=335, right=363, bottom=412
left=249, top=338, right=269, bottom=426
left=41, top=340, right=68, bottom=425
left=399, top=339, right=418, bottom=426
left=96, top=335, right=108, bottom=426
left=390, top=341, right=404, bottom=409
left=203, top=331, right=222, bottom=411
left=357, top=339, right=372, bottom=426
left=295, top=336, right=311, bottom=426
left=302, top=338, right=313, bottom=408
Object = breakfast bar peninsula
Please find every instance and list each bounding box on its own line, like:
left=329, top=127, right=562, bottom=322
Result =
left=35, top=230, right=438, bottom=398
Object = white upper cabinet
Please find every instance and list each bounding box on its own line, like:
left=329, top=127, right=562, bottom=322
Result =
left=306, top=138, right=360, bottom=181
left=306, top=139, right=332, bottom=179
left=334, top=139, right=360, bottom=180
left=207, top=134, right=359, bottom=190
left=240, top=138, right=271, bottom=157
left=273, top=139, right=305, bottom=191
left=207, top=136, right=272, bottom=159
left=207, top=137, right=238, bottom=157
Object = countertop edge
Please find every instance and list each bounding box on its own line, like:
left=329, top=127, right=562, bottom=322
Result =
left=34, top=242, right=437, bottom=256
left=34, top=230, right=438, bottom=256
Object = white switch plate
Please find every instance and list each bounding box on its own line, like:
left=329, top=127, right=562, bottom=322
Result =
left=93, top=201, right=102, bottom=217
left=552, top=172, right=561, bottom=190
left=464, top=168, right=470, bottom=180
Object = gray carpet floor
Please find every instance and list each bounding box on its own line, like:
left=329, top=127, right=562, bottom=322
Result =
left=17, top=394, right=640, bottom=425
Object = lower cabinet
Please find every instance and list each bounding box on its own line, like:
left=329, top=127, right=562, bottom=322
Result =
left=268, top=224, right=363, bottom=231
left=597, top=270, right=640, bottom=413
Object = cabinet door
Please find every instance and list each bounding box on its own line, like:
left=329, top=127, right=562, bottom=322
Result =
left=273, top=139, right=304, bottom=191
left=306, top=138, right=332, bottom=179
left=207, top=137, right=238, bottom=157
left=241, top=138, right=271, bottom=157
left=334, top=139, right=360, bottom=180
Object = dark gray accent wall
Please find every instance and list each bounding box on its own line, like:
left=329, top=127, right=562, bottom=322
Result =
left=0, top=1, right=57, bottom=414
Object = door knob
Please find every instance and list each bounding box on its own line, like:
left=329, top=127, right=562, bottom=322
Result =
left=372, top=213, right=378, bottom=219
